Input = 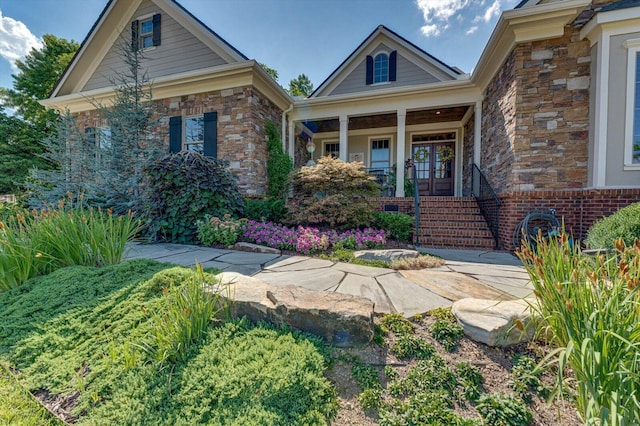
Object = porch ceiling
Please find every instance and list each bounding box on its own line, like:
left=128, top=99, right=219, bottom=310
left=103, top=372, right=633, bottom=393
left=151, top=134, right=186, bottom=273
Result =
left=304, top=106, right=469, bottom=133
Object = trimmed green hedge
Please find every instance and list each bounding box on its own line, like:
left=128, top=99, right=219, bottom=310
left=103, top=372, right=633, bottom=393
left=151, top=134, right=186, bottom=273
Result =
left=585, top=202, right=640, bottom=249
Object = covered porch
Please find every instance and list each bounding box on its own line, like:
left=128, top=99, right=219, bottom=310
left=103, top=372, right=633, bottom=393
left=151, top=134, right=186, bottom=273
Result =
left=287, top=86, right=483, bottom=198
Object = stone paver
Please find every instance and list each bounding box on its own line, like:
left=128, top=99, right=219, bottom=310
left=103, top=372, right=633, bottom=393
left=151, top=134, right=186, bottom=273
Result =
left=400, top=270, right=514, bottom=302
left=331, top=262, right=395, bottom=278
left=214, top=251, right=280, bottom=265
left=255, top=269, right=345, bottom=292
left=265, top=257, right=334, bottom=271
left=376, top=273, right=452, bottom=317
left=125, top=243, right=534, bottom=318
left=336, top=275, right=394, bottom=313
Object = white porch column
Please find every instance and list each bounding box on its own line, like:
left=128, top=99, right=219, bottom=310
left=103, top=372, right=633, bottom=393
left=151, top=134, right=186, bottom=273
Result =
left=288, top=119, right=295, bottom=161
left=396, top=109, right=406, bottom=197
left=474, top=100, right=482, bottom=166
left=339, top=114, right=348, bottom=162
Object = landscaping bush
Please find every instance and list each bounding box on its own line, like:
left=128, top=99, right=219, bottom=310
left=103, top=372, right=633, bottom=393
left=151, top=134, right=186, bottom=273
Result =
left=476, top=393, right=533, bottom=426
left=288, top=156, right=380, bottom=229
left=373, top=211, right=414, bottom=242
left=585, top=202, right=640, bottom=249
left=0, top=260, right=338, bottom=424
left=518, top=234, right=640, bottom=424
left=197, top=215, right=245, bottom=247
left=0, top=197, right=139, bottom=291
left=265, top=120, right=293, bottom=200
left=243, top=197, right=286, bottom=222
left=143, top=151, right=244, bottom=244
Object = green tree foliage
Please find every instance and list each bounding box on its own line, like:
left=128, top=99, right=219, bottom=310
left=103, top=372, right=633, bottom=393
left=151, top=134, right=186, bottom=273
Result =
left=4, top=35, right=79, bottom=128
left=259, top=63, right=279, bottom=81
left=287, top=156, right=380, bottom=229
left=143, top=151, right=244, bottom=244
left=28, top=41, right=163, bottom=213
left=0, top=35, right=79, bottom=193
left=26, top=110, right=97, bottom=205
left=0, top=108, right=41, bottom=194
left=288, top=73, right=313, bottom=97
left=265, top=120, right=292, bottom=200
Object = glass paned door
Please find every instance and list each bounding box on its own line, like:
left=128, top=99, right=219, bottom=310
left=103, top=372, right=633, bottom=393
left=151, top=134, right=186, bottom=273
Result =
left=411, top=141, right=455, bottom=196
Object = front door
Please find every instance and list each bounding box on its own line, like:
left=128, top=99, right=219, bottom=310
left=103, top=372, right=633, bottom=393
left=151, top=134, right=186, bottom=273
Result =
left=411, top=136, right=455, bottom=196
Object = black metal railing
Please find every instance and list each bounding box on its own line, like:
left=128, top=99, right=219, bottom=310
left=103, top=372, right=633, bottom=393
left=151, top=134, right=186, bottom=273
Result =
left=471, top=163, right=501, bottom=249
left=365, top=167, right=395, bottom=197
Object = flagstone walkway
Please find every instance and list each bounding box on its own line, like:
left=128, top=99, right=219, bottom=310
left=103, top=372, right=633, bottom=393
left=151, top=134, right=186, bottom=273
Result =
left=125, top=243, right=533, bottom=317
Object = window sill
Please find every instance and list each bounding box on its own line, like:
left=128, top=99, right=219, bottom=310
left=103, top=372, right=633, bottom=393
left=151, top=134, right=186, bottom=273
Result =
left=371, top=81, right=391, bottom=87
left=623, top=163, right=640, bottom=171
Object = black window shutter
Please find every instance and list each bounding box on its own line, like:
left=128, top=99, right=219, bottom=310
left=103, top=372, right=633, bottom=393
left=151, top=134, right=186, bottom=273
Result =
left=203, top=112, right=217, bottom=158
left=131, top=20, right=139, bottom=51
left=152, top=14, right=161, bottom=46
left=85, top=127, right=96, bottom=146
left=389, top=51, right=397, bottom=82
left=169, top=116, right=182, bottom=153
left=365, top=55, right=373, bottom=85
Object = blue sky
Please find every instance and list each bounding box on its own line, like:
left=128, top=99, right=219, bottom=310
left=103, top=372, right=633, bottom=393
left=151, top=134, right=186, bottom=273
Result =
left=0, top=0, right=520, bottom=94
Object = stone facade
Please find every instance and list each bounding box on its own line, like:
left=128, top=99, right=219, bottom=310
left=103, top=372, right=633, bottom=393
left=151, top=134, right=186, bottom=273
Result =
left=481, top=25, right=591, bottom=193
left=76, top=85, right=282, bottom=196
left=481, top=49, right=517, bottom=194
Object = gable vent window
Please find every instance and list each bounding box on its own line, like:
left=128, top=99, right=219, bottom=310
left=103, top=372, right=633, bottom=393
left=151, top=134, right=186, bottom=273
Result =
left=374, top=54, right=388, bottom=83
left=366, top=51, right=397, bottom=85
left=131, top=14, right=161, bottom=51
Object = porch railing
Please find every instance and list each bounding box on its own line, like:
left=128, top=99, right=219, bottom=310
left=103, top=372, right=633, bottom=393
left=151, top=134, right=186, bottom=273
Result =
left=471, top=163, right=500, bottom=249
left=365, top=167, right=395, bottom=197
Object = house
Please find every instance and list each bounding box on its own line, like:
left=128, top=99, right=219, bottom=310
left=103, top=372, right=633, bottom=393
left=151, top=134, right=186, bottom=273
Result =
left=41, top=0, right=640, bottom=250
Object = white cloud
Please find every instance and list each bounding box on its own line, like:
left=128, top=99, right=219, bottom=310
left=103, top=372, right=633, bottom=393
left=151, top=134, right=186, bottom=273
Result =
left=0, top=9, right=42, bottom=71
left=478, top=0, right=502, bottom=23
left=415, top=0, right=507, bottom=38
left=420, top=23, right=442, bottom=37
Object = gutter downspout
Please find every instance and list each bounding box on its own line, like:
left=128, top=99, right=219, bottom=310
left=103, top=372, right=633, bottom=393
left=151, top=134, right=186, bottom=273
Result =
left=281, top=104, right=294, bottom=152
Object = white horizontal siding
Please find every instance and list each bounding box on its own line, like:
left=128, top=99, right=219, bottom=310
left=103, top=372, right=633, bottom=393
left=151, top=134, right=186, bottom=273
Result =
left=83, top=0, right=228, bottom=91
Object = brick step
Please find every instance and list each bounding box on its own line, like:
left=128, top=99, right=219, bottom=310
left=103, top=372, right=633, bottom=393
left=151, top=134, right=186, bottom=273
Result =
left=419, top=237, right=496, bottom=250
left=419, top=231, right=494, bottom=240
left=419, top=214, right=487, bottom=221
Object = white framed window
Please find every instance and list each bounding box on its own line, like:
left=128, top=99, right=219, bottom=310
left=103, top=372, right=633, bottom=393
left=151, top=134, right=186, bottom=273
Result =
left=184, top=116, right=204, bottom=154
left=373, top=53, right=389, bottom=84
left=323, top=141, right=340, bottom=158
left=623, top=38, right=640, bottom=169
left=368, top=136, right=393, bottom=170
left=140, top=19, right=154, bottom=49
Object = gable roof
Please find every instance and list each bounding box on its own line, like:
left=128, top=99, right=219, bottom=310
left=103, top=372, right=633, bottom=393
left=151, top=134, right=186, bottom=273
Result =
left=50, top=0, right=248, bottom=98
left=310, top=25, right=463, bottom=98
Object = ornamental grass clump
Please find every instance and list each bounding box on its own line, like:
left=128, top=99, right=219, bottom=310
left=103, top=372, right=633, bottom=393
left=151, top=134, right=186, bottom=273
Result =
left=0, top=195, right=140, bottom=291
left=517, top=232, right=640, bottom=425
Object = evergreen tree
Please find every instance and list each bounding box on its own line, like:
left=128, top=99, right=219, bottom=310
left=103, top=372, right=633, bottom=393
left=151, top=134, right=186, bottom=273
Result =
left=29, top=40, right=163, bottom=212
left=288, top=73, right=313, bottom=97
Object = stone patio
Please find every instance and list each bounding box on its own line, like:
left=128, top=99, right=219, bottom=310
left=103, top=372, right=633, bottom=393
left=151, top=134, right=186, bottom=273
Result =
left=125, top=243, right=533, bottom=317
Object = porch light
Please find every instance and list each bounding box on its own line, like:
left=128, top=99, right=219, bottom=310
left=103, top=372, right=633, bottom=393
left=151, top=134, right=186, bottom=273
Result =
left=435, top=111, right=441, bottom=115
left=306, top=140, right=316, bottom=166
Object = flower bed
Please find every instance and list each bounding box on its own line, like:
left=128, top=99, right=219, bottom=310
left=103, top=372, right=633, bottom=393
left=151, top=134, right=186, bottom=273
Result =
left=198, top=218, right=389, bottom=255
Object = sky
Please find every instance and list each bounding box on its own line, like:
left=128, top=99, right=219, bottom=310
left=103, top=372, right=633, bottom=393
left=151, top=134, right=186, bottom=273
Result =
left=0, top=0, right=521, bottom=94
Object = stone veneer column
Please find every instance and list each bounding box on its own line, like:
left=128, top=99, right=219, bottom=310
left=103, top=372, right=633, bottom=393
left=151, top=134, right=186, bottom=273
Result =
left=396, top=109, right=406, bottom=197
left=339, top=114, right=348, bottom=162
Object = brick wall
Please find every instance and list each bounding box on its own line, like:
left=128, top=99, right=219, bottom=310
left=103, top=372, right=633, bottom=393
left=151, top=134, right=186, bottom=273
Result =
left=499, top=188, right=640, bottom=251
left=76, top=84, right=282, bottom=196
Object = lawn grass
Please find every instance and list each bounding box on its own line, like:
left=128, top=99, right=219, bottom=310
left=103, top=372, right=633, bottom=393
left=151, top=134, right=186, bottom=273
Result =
left=0, top=362, right=62, bottom=426
left=0, top=259, right=337, bottom=425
